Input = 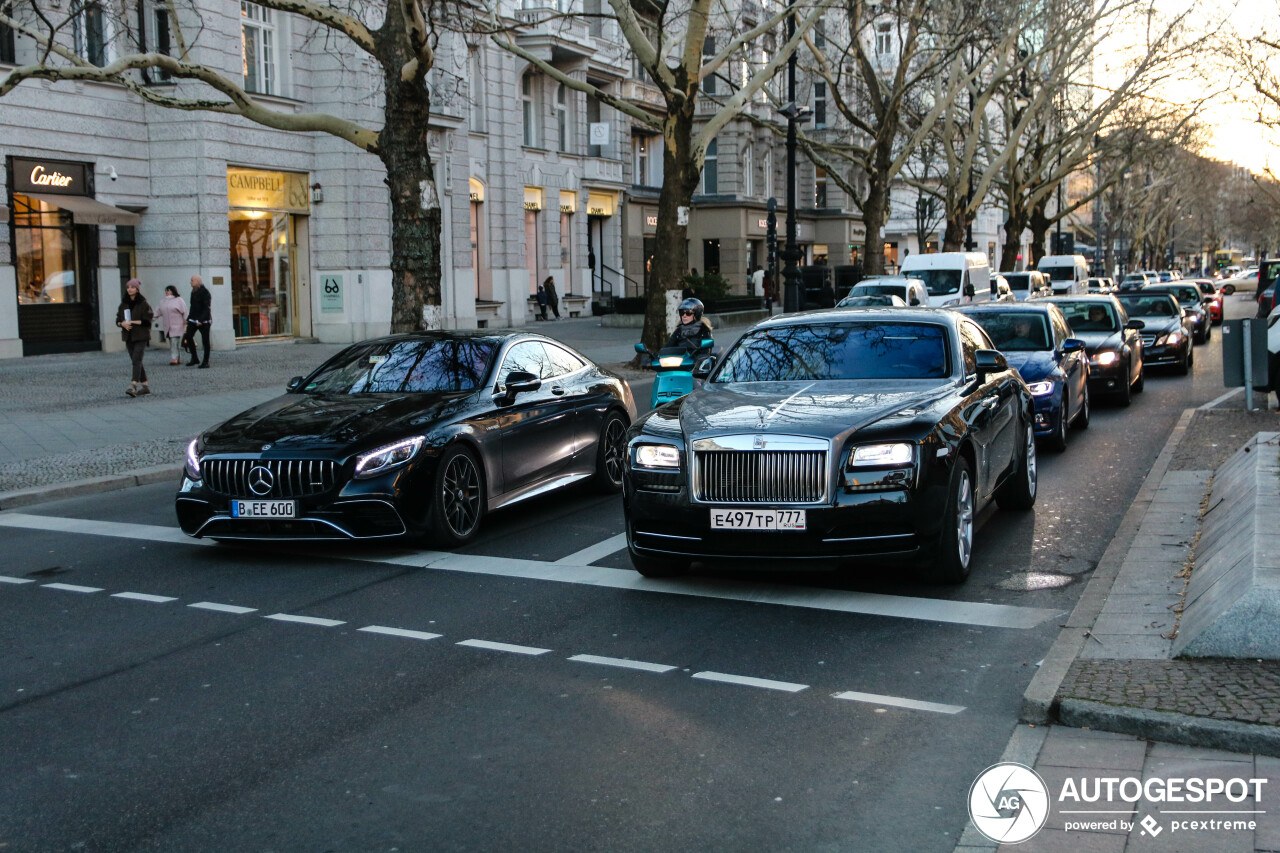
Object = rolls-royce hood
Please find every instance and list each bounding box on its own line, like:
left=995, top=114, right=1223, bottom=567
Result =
left=201, top=391, right=471, bottom=454
left=648, top=379, right=953, bottom=441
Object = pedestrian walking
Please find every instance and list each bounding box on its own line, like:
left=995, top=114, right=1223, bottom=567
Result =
left=157, top=285, right=188, bottom=365
left=185, top=274, right=212, bottom=368
left=116, top=278, right=153, bottom=397
left=535, top=282, right=549, bottom=320
left=750, top=264, right=765, bottom=297
left=543, top=276, right=561, bottom=320
left=763, top=270, right=775, bottom=311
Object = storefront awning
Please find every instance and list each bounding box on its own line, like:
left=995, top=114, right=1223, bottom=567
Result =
left=24, top=192, right=141, bottom=226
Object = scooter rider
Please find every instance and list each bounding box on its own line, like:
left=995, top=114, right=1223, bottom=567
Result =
left=665, top=298, right=714, bottom=353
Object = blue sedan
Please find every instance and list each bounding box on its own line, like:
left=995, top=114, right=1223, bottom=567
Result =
left=956, top=303, right=1090, bottom=451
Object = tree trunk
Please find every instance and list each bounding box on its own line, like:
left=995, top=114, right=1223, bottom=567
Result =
left=1000, top=209, right=1027, bottom=271
left=860, top=175, right=888, bottom=277
left=942, top=214, right=966, bottom=252
left=378, top=31, right=442, bottom=333
left=1029, top=204, right=1050, bottom=267
left=643, top=105, right=700, bottom=353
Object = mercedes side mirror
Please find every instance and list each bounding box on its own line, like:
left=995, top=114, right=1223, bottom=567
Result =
left=975, top=349, right=1007, bottom=379
left=1126, top=319, right=1145, bottom=330
left=499, top=370, right=541, bottom=401
left=286, top=376, right=303, bottom=391
left=693, top=355, right=717, bottom=378
left=1062, top=338, right=1086, bottom=354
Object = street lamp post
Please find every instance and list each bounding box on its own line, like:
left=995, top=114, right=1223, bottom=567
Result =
left=781, top=1, right=805, bottom=314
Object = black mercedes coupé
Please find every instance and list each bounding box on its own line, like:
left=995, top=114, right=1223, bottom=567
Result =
left=177, top=331, right=636, bottom=544
left=622, top=308, right=1038, bottom=583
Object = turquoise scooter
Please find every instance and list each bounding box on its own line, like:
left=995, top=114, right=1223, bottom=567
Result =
left=634, top=338, right=714, bottom=410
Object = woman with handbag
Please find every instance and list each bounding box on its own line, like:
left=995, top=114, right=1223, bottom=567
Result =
left=116, top=279, right=154, bottom=397
left=157, top=285, right=188, bottom=365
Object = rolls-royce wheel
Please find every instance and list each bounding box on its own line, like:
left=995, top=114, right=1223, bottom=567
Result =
left=591, top=411, right=629, bottom=493
left=996, top=421, right=1037, bottom=511
left=428, top=444, right=484, bottom=547
left=930, top=457, right=974, bottom=584
left=1074, top=383, right=1090, bottom=429
left=630, top=550, right=688, bottom=578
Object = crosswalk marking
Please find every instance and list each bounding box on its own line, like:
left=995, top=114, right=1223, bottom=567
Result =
left=692, top=671, right=809, bottom=693
left=555, top=533, right=628, bottom=565
left=833, top=690, right=966, bottom=714
left=0, top=512, right=1062, bottom=630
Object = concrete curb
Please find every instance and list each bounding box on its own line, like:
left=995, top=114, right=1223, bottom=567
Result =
left=1058, top=698, right=1280, bottom=758
left=0, top=465, right=178, bottom=511
left=1019, top=407, right=1196, bottom=724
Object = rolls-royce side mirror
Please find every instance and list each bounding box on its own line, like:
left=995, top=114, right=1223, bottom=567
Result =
left=286, top=376, right=303, bottom=391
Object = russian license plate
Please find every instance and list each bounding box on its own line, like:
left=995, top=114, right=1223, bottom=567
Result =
left=231, top=499, right=297, bottom=519
left=710, top=509, right=806, bottom=531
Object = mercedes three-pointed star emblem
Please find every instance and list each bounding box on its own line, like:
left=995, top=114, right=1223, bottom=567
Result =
left=248, top=465, right=275, bottom=496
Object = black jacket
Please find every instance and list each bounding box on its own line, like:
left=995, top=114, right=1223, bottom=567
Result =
left=664, top=319, right=713, bottom=352
left=116, top=295, right=153, bottom=344
left=189, top=284, right=212, bottom=324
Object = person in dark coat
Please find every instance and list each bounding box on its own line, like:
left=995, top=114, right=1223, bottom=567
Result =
left=664, top=297, right=713, bottom=353
left=116, top=278, right=154, bottom=397
left=543, top=276, right=561, bottom=320
left=185, top=274, right=212, bottom=368
left=535, top=282, right=549, bottom=320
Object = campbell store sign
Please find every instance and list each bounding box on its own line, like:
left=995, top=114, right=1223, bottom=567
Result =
left=227, top=167, right=310, bottom=214
left=12, top=157, right=90, bottom=197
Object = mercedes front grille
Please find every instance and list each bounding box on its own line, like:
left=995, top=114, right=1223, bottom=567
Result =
left=203, top=458, right=339, bottom=498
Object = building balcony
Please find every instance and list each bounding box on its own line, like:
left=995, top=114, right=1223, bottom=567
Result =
left=585, top=158, right=625, bottom=185
left=514, top=7, right=595, bottom=64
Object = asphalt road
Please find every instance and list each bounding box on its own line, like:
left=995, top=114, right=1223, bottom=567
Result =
left=0, top=297, right=1249, bottom=852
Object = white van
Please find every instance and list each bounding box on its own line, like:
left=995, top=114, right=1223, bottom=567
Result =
left=899, top=252, right=991, bottom=307
left=1037, top=254, right=1090, bottom=295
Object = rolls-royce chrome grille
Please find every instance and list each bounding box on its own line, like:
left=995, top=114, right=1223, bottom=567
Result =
left=692, top=436, right=829, bottom=504
left=203, top=458, right=338, bottom=498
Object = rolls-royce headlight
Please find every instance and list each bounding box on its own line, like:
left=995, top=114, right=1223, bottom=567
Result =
left=848, top=443, right=914, bottom=467
left=354, top=436, right=425, bottom=479
left=185, top=438, right=203, bottom=480
left=1027, top=380, right=1055, bottom=397
left=1091, top=351, right=1119, bottom=366
left=633, top=443, right=681, bottom=469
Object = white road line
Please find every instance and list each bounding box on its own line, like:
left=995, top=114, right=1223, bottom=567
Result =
left=457, top=639, right=551, bottom=656
left=0, top=513, right=1061, bottom=629
left=555, top=533, right=628, bottom=565
left=568, top=654, right=677, bottom=673
left=358, top=625, right=443, bottom=642
left=691, top=671, right=808, bottom=693
left=0, top=575, right=35, bottom=584
left=112, top=592, right=178, bottom=603
left=1200, top=387, right=1243, bottom=410
left=42, top=583, right=103, bottom=593
left=832, top=690, right=965, bottom=715
left=264, top=613, right=345, bottom=627
left=188, top=602, right=257, bottom=614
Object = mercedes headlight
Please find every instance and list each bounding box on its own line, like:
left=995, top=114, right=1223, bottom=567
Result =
left=185, top=438, right=203, bottom=480
left=1157, top=332, right=1184, bottom=346
left=1091, top=351, right=1119, bottom=366
left=354, top=436, right=425, bottom=479
left=1027, top=380, right=1055, bottom=397
left=848, top=443, right=914, bottom=468
left=633, top=443, right=681, bottom=469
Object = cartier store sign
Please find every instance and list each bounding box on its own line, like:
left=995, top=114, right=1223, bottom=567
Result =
left=12, top=157, right=90, bottom=197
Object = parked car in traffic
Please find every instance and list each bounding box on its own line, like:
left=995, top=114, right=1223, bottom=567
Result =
left=1114, top=291, right=1193, bottom=375
left=622, top=308, right=1037, bottom=584
left=843, top=277, right=928, bottom=307
left=1087, top=277, right=1115, bottom=293
left=1040, top=295, right=1145, bottom=406
left=955, top=303, right=1090, bottom=451
left=1003, top=270, right=1053, bottom=301
left=1037, top=254, right=1090, bottom=295
left=1189, top=279, right=1223, bottom=325
left=1118, top=272, right=1156, bottom=291
left=177, top=331, right=636, bottom=544
left=834, top=293, right=909, bottom=308
left=1145, top=282, right=1211, bottom=343
left=899, top=251, right=991, bottom=307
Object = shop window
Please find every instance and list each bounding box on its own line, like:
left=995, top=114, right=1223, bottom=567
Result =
left=13, top=195, right=78, bottom=305
left=702, top=138, right=718, bottom=195
left=241, top=2, right=277, bottom=95
left=702, top=239, right=720, bottom=276
left=883, top=241, right=899, bottom=272
left=522, top=72, right=541, bottom=148
left=74, top=2, right=109, bottom=67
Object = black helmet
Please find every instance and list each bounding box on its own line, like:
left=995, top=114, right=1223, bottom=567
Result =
left=678, top=297, right=704, bottom=321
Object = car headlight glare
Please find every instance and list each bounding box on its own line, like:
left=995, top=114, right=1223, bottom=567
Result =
left=1092, top=351, right=1119, bottom=366
left=849, top=443, right=914, bottom=467
left=354, top=436, right=425, bottom=479
left=633, top=443, right=681, bottom=469
left=1027, top=380, right=1055, bottom=396
left=185, top=438, right=202, bottom=480
left=1158, top=332, right=1183, bottom=346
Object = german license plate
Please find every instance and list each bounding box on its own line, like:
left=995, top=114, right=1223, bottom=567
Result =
left=710, top=509, right=806, bottom=531
left=231, top=499, right=296, bottom=519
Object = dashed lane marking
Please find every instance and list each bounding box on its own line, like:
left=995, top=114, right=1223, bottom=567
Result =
left=555, top=533, right=628, bottom=565
left=112, top=592, right=178, bottom=603
left=833, top=690, right=966, bottom=715
left=42, top=583, right=103, bottom=593
left=691, top=671, right=809, bottom=693
left=188, top=602, right=257, bottom=615
left=0, top=513, right=1062, bottom=630
left=457, top=639, right=552, bottom=656
left=358, top=625, right=443, bottom=642
left=567, top=654, right=677, bottom=673
left=263, top=613, right=345, bottom=627
left=0, top=576, right=35, bottom=584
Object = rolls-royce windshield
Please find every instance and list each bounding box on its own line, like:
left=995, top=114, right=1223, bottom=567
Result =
left=714, top=322, right=950, bottom=382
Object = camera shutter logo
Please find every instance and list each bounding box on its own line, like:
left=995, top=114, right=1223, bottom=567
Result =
left=968, top=762, right=1050, bottom=844
left=248, top=466, right=275, bottom=497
